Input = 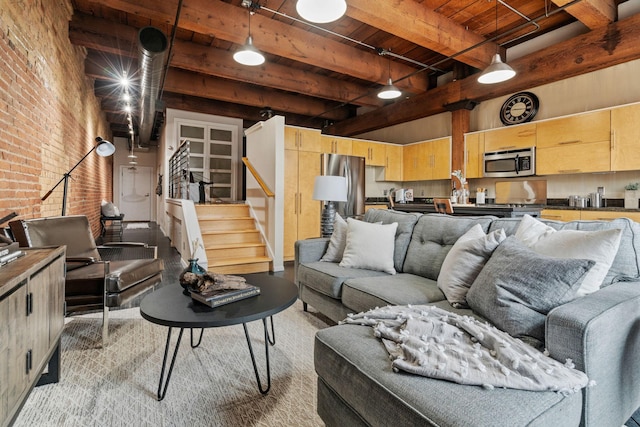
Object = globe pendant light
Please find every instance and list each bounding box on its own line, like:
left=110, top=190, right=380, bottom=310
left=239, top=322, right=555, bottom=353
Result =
left=477, top=1, right=515, bottom=84
left=378, top=78, right=402, bottom=100
left=296, top=0, right=347, bottom=24
left=234, top=11, right=265, bottom=66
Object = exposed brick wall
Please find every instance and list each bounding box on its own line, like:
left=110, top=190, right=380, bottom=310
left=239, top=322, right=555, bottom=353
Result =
left=0, top=0, right=112, bottom=236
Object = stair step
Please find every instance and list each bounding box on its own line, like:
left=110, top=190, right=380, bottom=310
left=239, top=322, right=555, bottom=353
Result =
left=195, top=204, right=249, bottom=219
left=199, top=217, right=255, bottom=232
left=206, top=243, right=266, bottom=260
left=208, top=256, right=272, bottom=275
left=201, top=230, right=262, bottom=246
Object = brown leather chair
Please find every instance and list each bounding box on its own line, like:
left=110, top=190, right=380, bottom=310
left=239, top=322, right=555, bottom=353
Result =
left=10, top=215, right=164, bottom=345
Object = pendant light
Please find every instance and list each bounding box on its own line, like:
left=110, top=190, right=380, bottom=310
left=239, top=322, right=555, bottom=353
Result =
left=377, top=57, right=401, bottom=100
left=477, top=1, right=515, bottom=84
left=296, top=0, right=347, bottom=24
left=233, top=10, right=265, bottom=66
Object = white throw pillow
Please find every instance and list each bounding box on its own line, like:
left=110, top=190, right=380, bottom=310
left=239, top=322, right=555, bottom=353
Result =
left=339, top=218, right=398, bottom=274
left=320, top=213, right=348, bottom=262
left=515, top=215, right=622, bottom=296
left=101, top=199, right=120, bottom=217
left=437, top=224, right=507, bottom=308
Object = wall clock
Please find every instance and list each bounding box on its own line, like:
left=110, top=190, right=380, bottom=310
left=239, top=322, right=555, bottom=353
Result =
left=499, top=92, right=539, bottom=126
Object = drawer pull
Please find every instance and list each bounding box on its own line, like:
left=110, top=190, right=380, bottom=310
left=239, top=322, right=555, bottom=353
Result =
left=557, top=169, right=581, bottom=174
left=558, top=140, right=582, bottom=145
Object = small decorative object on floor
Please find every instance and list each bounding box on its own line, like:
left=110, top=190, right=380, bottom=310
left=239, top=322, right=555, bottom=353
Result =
left=179, top=259, right=207, bottom=295
left=189, top=273, right=260, bottom=308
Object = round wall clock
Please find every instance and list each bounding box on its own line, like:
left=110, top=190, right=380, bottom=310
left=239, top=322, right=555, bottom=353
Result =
left=499, top=92, right=539, bottom=126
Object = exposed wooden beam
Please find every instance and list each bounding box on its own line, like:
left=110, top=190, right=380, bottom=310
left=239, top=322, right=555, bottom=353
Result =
left=70, top=13, right=382, bottom=108
left=326, top=12, right=640, bottom=136
left=90, top=0, right=429, bottom=92
left=346, top=0, right=500, bottom=70
left=551, top=0, right=617, bottom=29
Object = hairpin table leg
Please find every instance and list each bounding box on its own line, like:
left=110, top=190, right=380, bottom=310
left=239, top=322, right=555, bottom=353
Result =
left=243, top=317, right=273, bottom=394
left=190, top=328, right=204, bottom=348
left=157, top=327, right=184, bottom=401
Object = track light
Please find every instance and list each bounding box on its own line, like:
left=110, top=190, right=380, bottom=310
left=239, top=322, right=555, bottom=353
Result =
left=377, top=78, right=401, bottom=100
left=296, top=0, right=347, bottom=23
left=234, top=11, right=265, bottom=66
left=478, top=1, right=515, bottom=84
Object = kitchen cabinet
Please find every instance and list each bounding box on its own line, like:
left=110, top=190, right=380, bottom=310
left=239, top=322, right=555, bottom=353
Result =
left=352, top=140, right=385, bottom=166
left=465, top=132, right=485, bottom=179
left=1, top=247, right=65, bottom=426
left=321, top=135, right=352, bottom=155
left=611, top=103, right=640, bottom=171
left=536, top=141, right=611, bottom=175
left=284, top=126, right=322, bottom=152
left=402, top=138, right=451, bottom=181
left=541, top=209, right=640, bottom=223
left=284, top=149, right=321, bottom=261
left=383, top=144, right=403, bottom=181
left=540, top=209, right=582, bottom=222
left=536, top=110, right=610, bottom=149
left=365, top=204, right=388, bottom=212
left=483, top=123, right=536, bottom=152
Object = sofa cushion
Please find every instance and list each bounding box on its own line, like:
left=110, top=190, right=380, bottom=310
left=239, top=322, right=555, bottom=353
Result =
left=437, top=224, right=506, bottom=308
left=403, top=214, right=495, bottom=280
left=297, top=261, right=388, bottom=299
left=320, top=213, right=348, bottom=262
left=340, top=219, right=398, bottom=274
left=341, top=274, right=445, bottom=315
left=466, top=236, right=594, bottom=347
left=514, top=214, right=622, bottom=296
left=363, top=209, right=421, bottom=273
left=315, top=324, right=583, bottom=427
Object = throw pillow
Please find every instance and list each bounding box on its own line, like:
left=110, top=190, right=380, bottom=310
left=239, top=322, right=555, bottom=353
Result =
left=320, top=213, right=348, bottom=262
left=515, top=214, right=622, bottom=296
left=437, top=225, right=507, bottom=308
left=339, top=218, right=398, bottom=274
left=101, top=199, right=120, bottom=217
left=466, top=236, right=594, bottom=347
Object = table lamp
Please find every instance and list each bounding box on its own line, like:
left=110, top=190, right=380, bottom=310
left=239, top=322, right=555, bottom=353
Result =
left=312, top=175, right=348, bottom=237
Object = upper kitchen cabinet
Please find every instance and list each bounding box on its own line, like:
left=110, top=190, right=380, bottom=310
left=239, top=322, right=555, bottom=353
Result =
left=352, top=140, right=386, bottom=166
left=383, top=144, right=403, bottom=181
left=403, top=137, right=450, bottom=181
left=321, top=135, right=352, bottom=155
left=611, top=103, right=640, bottom=171
left=483, top=123, right=536, bottom=152
left=402, top=142, right=424, bottom=181
left=536, top=110, right=611, bottom=175
left=284, top=126, right=322, bottom=152
left=465, top=132, right=485, bottom=179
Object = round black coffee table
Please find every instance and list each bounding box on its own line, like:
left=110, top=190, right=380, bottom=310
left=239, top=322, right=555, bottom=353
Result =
left=140, top=273, right=298, bottom=400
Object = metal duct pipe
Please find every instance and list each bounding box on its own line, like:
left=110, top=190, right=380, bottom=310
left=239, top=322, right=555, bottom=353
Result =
left=137, top=26, right=168, bottom=146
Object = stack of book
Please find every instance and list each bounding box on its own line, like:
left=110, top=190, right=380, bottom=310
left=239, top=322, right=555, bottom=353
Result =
left=190, top=274, right=260, bottom=308
left=0, top=242, right=25, bottom=267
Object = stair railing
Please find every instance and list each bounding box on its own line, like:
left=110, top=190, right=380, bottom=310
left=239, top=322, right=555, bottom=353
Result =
left=242, top=157, right=274, bottom=198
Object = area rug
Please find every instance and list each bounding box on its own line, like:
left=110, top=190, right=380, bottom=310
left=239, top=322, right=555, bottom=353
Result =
left=14, top=300, right=328, bottom=427
left=126, top=223, right=150, bottom=229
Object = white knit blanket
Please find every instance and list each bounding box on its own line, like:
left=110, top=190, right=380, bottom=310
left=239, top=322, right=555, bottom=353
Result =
left=342, top=305, right=591, bottom=393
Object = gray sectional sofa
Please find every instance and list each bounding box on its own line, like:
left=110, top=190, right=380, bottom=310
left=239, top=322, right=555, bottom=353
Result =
left=294, top=209, right=640, bottom=427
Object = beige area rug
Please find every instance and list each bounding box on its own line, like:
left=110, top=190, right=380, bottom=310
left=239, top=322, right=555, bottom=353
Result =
left=14, top=300, right=328, bottom=427
left=125, top=223, right=150, bottom=229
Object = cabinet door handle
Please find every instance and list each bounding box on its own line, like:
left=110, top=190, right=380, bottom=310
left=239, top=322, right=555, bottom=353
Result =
left=25, top=292, right=33, bottom=316
left=557, top=169, right=581, bottom=174
left=499, top=145, right=516, bottom=150
left=26, top=349, right=32, bottom=374
left=558, top=140, right=582, bottom=145
left=611, top=130, right=615, bottom=151
left=299, top=193, right=302, bottom=214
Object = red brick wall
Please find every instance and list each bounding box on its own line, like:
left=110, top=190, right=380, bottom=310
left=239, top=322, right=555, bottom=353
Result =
left=0, top=0, right=112, bottom=235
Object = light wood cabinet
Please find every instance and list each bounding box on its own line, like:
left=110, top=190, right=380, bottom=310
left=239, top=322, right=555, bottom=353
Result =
left=536, top=110, right=610, bottom=149
left=465, top=133, right=485, bottom=179
left=541, top=209, right=640, bottom=223
left=483, top=123, right=536, bottom=152
left=283, top=149, right=321, bottom=261
left=365, top=204, right=389, bottom=212
left=402, top=142, right=423, bottom=181
left=352, top=140, right=385, bottom=166
left=540, top=209, right=582, bottom=222
left=321, top=135, right=352, bottom=155
left=1, top=247, right=65, bottom=426
left=611, top=104, right=640, bottom=171
left=284, top=126, right=321, bottom=152
left=429, top=137, right=452, bottom=180
left=402, top=138, right=451, bottom=181
left=383, top=144, right=403, bottom=181
left=536, top=141, right=611, bottom=175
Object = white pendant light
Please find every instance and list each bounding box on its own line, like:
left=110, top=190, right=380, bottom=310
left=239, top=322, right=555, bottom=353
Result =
left=377, top=78, right=402, bottom=100
left=296, top=0, right=347, bottom=24
left=477, top=1, right=515, bottom=85
left=234, top=11, right=265, bottom=66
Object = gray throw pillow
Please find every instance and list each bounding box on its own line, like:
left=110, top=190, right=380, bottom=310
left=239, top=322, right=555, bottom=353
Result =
left=466, top=236, right=594, bottom=347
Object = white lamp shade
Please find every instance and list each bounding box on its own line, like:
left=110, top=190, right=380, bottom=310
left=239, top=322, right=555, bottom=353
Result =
left=477, top=53, right=516, bottom=84
left=296, top=0, right=347, bottom=24
left=233, top=36, right=266, bottom=66
left=96, top=140, right=116, bottom=157
left=377, top=78, right=402, bottom=100
left=312, top=175, right=348, bottom=202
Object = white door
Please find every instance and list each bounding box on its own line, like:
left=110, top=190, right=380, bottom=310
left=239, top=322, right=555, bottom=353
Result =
left=119, top=165, right=153, bottom=221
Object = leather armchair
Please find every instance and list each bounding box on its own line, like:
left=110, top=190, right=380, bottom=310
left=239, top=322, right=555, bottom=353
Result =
left=10, top=215, right=164, bottom=345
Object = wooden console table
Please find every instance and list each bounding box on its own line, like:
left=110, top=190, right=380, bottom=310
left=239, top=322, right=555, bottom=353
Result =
left=0, top=246, right=65, bottom=427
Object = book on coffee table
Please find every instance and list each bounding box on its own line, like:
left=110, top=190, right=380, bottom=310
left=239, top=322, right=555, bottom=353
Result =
left=190, top=284, right=260, bottom=308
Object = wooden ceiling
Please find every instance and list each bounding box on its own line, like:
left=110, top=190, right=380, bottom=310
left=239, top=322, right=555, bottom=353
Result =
left=69, top=0, right=639, bottom=140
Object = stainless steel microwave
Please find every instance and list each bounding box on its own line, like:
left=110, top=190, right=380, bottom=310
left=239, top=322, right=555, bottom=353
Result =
left=483, top=147, right=535, bottom=178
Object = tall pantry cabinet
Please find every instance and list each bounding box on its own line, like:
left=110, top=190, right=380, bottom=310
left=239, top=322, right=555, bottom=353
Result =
left=284, top=127, right=322, bottom=260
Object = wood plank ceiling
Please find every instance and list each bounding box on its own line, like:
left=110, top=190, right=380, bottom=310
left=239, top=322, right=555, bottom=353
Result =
left=69, top=0, right=638, bottom=142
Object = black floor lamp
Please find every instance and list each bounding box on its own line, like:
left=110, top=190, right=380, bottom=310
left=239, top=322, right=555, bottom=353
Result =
left=41, top=137, right=116, bottom=216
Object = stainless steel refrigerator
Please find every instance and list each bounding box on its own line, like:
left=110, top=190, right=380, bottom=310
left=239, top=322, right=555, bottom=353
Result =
left=322, top=153, right=366, bottom=218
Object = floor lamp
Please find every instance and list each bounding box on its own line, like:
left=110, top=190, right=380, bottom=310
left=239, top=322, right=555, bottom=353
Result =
left=41, top=137, right=116, bottom=216
left=312, top=175, right=348, bottom=237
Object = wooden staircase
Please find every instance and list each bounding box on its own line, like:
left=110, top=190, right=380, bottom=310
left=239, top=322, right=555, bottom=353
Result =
left=195, top=203, right=272, bottom=274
